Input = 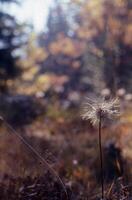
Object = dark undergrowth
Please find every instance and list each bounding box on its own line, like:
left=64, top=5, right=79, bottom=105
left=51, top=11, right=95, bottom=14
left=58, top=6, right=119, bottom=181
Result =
left=0, top=174, right=132, bottom=200
left=0, top=103, right=132, bottom=200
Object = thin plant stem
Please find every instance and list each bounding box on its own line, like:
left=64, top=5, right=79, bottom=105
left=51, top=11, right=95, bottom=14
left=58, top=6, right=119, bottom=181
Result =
left=99, top=111, right=104, bottom=199
left=1, top=118, right=68, bottom=200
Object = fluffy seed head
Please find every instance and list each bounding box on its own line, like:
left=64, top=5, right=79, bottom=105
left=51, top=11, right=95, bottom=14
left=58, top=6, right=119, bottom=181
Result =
left=81, top=97, right=120, bottom=125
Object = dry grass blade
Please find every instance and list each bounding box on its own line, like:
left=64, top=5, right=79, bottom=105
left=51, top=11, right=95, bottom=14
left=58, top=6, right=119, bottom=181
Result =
left=1, top=117, right=68, bottom=200
left=106, top=180, right=115, bottom=198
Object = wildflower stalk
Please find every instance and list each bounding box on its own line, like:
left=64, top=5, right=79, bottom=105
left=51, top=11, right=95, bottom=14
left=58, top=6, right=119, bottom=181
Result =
left=81, top=97, right=120, bottom=200
left=98, top=110, right=104, bottom=199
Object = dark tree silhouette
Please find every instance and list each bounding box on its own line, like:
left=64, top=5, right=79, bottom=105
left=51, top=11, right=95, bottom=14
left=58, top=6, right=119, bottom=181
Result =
left=46, top=0, right=69, bottom=42
left=0, top=0, right=26, bottom=92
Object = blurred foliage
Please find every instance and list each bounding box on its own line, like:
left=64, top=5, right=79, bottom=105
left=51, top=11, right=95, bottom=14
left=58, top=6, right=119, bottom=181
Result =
left=8, top=0, right=131, bottom=99
left=0, top=0, right=131, bottom=123
left=70, top=0, right=132, bottom=93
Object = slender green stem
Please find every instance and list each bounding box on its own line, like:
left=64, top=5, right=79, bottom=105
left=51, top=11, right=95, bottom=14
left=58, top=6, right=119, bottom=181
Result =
left=99, top=112, right=104, bottom=199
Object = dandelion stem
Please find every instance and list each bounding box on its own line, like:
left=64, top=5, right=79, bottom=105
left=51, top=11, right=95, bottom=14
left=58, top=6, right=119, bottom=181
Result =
left=99, top=111, right=104, bottom=199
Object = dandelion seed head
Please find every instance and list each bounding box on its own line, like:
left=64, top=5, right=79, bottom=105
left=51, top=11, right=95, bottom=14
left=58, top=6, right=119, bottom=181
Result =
left=81, top=97, right=120, bottom=125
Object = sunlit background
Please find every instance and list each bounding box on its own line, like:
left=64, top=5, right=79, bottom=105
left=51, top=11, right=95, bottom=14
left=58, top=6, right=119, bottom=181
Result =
left=2, top=0, right=70, bottom=32
left=10, top=0, right=53, bottom=32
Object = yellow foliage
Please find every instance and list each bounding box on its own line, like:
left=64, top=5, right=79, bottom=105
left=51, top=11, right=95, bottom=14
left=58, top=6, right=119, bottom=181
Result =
left=49, top=42, right=61, bottom=55
left=72, top=0, right=83, bottom=4
left=108, top=17, right=122, bottom=36
left=124, top=24, right=132, bottom=45
left=114, top=0, right=126, bottom=7
left=77, top=27, right=98, bottom=39
left=33, top=47, right=48, bottom=61
left=84, top=0, right=103, bottom=18
left=60, top=37, right=75, bottom=55
left=21, top=72, right=35, bottom=81
left=20, top=59, right=35, bottom=69
left=37, top=74, right=51, bottom=85
left=28, top=66, right=39, bottom=75
left=121, top=108, right=132, bottom=123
